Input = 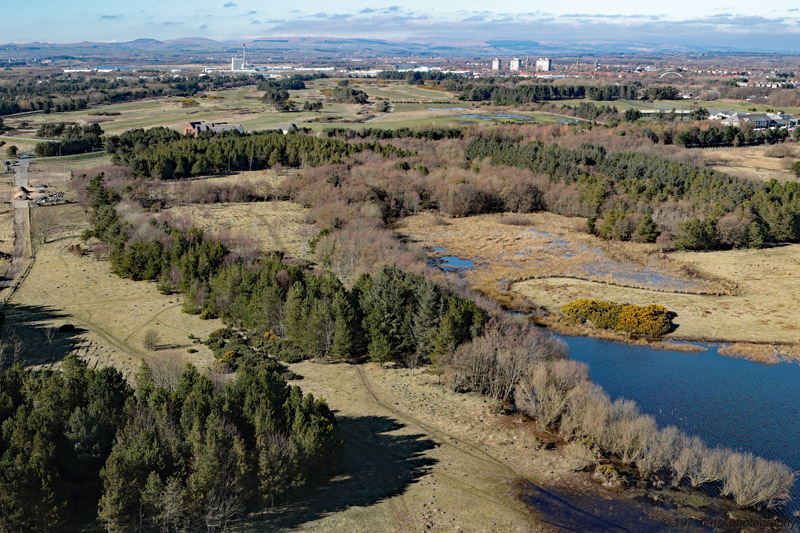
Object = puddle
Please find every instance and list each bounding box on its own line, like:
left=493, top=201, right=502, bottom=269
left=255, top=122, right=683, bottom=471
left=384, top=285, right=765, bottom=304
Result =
left=430, top=247, right=476, bottom=272
left=440, top=255, right=475, bottom=271
left=582, top=261, right=698, bottom=292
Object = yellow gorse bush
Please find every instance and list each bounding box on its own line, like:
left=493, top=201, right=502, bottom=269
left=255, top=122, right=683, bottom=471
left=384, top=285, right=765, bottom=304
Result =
left=562, top=299, right=673, bottom=336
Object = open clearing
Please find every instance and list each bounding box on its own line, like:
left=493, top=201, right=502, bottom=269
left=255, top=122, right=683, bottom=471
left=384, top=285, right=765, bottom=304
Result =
left=397, top=211, right=800, bottom=344
left=5, top=203, right=220, bottom=378
left=701, top=144, right=800, bottom=183
left=273, top=361, right=690, bottom=532
left=163, top=201, right=313, bottom=259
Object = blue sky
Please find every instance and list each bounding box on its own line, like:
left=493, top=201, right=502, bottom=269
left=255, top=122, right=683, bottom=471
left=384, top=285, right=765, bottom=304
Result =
left=5, top=1, right=800, bottom=50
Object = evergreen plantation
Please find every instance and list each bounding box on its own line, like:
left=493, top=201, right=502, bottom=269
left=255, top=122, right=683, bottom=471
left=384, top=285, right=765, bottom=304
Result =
left=0, top=355, right=339, bottom=531
left=464, top=136, right=800, bottom=249
left=104, top=128, right=409, bottom=179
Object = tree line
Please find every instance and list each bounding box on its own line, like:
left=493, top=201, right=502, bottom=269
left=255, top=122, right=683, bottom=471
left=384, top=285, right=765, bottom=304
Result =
left=0, top=74, right=260, bottom=117
left=104, top=128, right=408, bottom=179
left=34, top=122, right=105, bottom=157
left=673, top=125, right=789, bottom=147
left=464, top=136, right=800, bottom=249
left=0, top=354, right=339, bottom=531
left=457, top=83, right=644, bottom=105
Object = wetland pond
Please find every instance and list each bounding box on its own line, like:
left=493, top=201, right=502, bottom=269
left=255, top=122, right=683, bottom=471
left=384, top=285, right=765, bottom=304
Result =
left=427, top=244, right=799, bottom=521
left=564, top=335, right=800, bottom=520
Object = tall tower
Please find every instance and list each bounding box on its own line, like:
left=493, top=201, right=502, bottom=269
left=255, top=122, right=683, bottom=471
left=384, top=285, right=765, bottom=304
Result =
left=242, top=44, right=246, bottom=70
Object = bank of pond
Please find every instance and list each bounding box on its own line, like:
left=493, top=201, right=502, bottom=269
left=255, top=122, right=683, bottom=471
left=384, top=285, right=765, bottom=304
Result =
left=563, top=335, right=800, bottom=521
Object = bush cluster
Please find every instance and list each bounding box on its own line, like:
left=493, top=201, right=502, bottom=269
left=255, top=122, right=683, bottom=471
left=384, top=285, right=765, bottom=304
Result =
left=561, top=299, right=674, bottom=336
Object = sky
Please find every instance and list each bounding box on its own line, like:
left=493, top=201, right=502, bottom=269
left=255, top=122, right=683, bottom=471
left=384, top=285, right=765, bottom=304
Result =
left=4, top=0, right=800, bottom=50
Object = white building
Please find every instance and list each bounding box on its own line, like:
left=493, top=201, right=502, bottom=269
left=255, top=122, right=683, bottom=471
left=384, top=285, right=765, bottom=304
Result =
left=535, top=58, right=551, bottom=72
left=231, top=44, right=247, bottom=71
left=509, top=58, right=521, bottom=72
left=491, top=58, right=501, bottom=71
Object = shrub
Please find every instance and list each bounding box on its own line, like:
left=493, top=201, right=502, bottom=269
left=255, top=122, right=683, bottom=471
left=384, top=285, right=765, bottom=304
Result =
left=142, top=329, right=160, bottom=351
left=561, top=299, right=673, bottom=336
left=721, top=452, right=794, bottom=509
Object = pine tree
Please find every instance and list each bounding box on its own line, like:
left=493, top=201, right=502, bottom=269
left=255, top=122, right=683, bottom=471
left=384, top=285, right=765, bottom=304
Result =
left=331, top=291, right=355, bottom=360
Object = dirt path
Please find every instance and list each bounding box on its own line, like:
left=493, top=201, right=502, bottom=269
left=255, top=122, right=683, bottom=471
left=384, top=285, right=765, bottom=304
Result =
left=277, top=361, right=544, bottom=532
left=356, top=364, right=523, bottom=481
left=0, top=161, right=32, bottom=292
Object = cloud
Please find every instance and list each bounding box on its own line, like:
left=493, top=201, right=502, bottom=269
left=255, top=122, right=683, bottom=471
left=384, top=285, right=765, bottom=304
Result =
left=161, top=21, right=183, bottom=26
left=100, top=14, right=122, bottom=19
left=246, top=10, right=256, bottom=15
left=223, top=1, right=237, bottom=7
left=199, top=24, right=209, bottom=30
left=261, top=10, right=800, bottom=51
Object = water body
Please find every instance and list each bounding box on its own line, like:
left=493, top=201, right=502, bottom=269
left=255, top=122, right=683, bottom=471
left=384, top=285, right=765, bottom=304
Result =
left=430, top=247, right=476, bottom=272
left=426, top=107, right=466, bottom=111
left=564, top=335, right=800, bottom=518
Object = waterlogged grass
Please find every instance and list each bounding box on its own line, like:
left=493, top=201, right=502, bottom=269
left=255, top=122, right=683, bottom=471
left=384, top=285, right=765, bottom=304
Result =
left=396, top=211, right=800, bottom=343
left=396, top=211, right=722, bottom=311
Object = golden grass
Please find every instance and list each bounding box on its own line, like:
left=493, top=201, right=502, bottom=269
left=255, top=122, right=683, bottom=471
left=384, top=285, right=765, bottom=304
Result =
left=516, top=242, right=800, bottom=344
left=282, top=361, right=592, bottom=531
left=702, top=144, right=800, bottom=183
left=155, top=167, right=293, bottom=203
left=0, top=207, right=13, bottom=273
left=7, top=204, right=219, bottom=378
left=716, top=343, right=800, bottom=364
left=164, top=201, right=314, bottom=259
left=279, top=361, right=726, bottom=531
left=397, top=211, right=800, bottom=345
left=396, top=211, right=727, bottom=310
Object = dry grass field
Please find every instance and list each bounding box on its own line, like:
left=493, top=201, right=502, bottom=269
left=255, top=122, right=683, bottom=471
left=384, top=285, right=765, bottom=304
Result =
left=397, top=211, right=800, bottom=344
left=515, top=245, right=800, bottom=343
left=271, top=361, right=702, bottom=532
left=5, top=203, right=220, bottom=378
left=396, top=211, right=726, bottom=305
left=163, top=200, right=313, bottom=259
left=702, top=144, right=800, bottom=183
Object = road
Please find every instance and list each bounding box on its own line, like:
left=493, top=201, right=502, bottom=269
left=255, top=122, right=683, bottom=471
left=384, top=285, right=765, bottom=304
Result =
left=0, top=160, right=31, bottom=289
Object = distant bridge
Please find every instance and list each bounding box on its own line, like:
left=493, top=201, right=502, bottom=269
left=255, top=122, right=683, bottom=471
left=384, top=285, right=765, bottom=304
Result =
left=659, top=72, right=684, bottom=78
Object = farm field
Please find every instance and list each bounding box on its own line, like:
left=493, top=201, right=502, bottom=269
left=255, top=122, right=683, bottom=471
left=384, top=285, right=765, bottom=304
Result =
left=397, top=211, right=800, bottom=344
left=545, top=97, right=800, bottom=116
left=5, top=203, right=221, bottom=378
left=163, top=201, right=313, bottom=259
